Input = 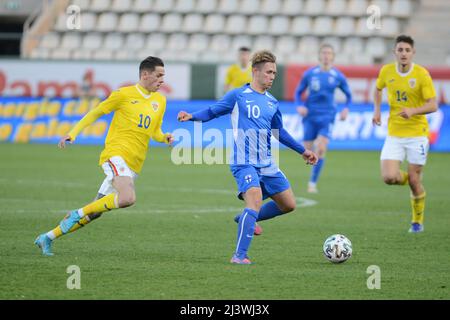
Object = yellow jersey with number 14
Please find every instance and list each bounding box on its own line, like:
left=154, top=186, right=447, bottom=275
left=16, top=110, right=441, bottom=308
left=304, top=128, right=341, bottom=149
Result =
left=97, top=84, right=167, bottom=173
left=376, top=63, right=436, bottom=137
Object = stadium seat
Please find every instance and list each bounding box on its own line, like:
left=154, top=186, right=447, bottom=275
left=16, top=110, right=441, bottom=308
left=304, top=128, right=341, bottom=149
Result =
left=335, top=17, right=355, bottom=37
left=133, top=0, right=153, bottom=13
left=92, top=50, right=113, bottom=60
left=160, top=13, right=183, bottom=33
left=286, top=52, right=308, bottom=64
left=347, top=0, right=369, bottom=16
left=304, top=0, right=325, bottom=16
left=103, top=33, right=124, bottom=50
left=217, top=0, right=238, bottom=14
left=225, top=15, right=247, bottom=35
left=53, top=14, right=67, bottom=32
left=71, top=0, right=90, bottom=11
left=253, top=35, right=275, bottom=51
left=313, top=16, right=334, bottom=36
left=275, top=35, right=297, bottom=55
left=197, top=0, right=218, bottom=13
left=167, top=33, right=189, bottom=51
left=260, top=0, right=282, bottom=15
left=118, top=13, right=140, bottom=32
left=240, top=0, right=259, bottom=15
left=291, top=16, right=312, bottom=36
left=370, top=0, right=391, bottom=15
left=281, top=0, right=303, bottom=16
left=137, top=49, right=159, bottom=61
left=230, top=35, right=253, bottom=51
left=60, top=33, right=82, bottom=49
left=174, top=0, right=195, bottom=13
left=182, top=13, right=204, bottom=33
left=342, top=37, right=365, bottom=55
left=30, top=48, right=50, bottom=59
left=247, top=15, right=269, bottom=35
left=140, top=13, right=161, bottom=33
left=90, top=0, right=110, bottom=12
left=366, top=37, right=387, bottom=59
left=352, top=53, right=373, bottom=65
left=391, top=0, right=413, bottom=18
left=111, top=0, right=132, bottom=12
left=51, top=48, right=71, bottom=60
left=355, top=17, right=374, bottom=36
left=209, top=34, right=231, bottom=52
left=188, top=34, right=210, bottom=52
left=268, top=16, right=290, bottom=36
left=379, top=17, right=400, bottom=37
left=322, top=36, right=342, bottom=53
left=153, top=0, right=174, bottom=13
left=80, top=12, right=97, bottom=32
left=145, top=33, right=167, bottom=51
left=334, top=52, right=351, bottom=65
left=82, top=33, right=103, bottom=50
left=40, top=32, right=60, bottom=49
left=204, top=14, right=226, bottom=34
left=298, top=36, right=320, bottom=55
left=72, top=49, right=92, bottom=60
left=96, top=13, right=118, bottom=32
left=325, top=0, right=347, bottom=16
left=114, top=50, right=137, bottom=61
left=124, top=33, right=145, bottom=50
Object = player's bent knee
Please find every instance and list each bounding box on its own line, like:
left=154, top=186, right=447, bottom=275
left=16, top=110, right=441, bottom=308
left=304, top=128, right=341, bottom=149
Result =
left=282, top=202, right=296, bottom=213
left=118, top=193, right=136, bottom=208
left=382, top=175, right=398, bottom=185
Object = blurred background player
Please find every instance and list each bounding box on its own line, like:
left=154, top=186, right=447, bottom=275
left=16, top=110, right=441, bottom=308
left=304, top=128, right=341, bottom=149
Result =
left=294, top=44, right=352, bottom=193
left=373, top=35, right=437, bottom=233
left=34, top=56, right=174, bottom=256
left=76, top=70, right=96, bottom=99
left=178, top=51, right=317, bottom=264
left=223, top=46, right=252, bottom=93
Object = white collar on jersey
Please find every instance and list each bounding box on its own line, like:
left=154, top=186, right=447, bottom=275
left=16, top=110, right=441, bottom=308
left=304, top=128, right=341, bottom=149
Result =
left=396, top=63, right=415, bottom=77
left=135, top=84, right=152, bottom=99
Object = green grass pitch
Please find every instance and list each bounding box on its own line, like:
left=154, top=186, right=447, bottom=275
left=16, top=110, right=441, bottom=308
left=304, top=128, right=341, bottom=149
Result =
left=0, top=143, right=449, bottom=299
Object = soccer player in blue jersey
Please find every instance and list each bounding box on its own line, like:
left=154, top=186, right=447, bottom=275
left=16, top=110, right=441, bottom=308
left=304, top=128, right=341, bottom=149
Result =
left=294, top=44, right=352, bottom=193
left=178, top=51, right=318, bottom=264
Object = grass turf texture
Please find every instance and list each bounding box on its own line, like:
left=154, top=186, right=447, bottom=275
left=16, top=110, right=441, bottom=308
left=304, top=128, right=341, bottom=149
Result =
left=0, top=143, right=449, bottom=299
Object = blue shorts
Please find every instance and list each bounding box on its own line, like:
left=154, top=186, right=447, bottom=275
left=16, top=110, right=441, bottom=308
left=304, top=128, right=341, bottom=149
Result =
left=303, top=116, right=334, bottom=141
left=230, top=165, right=290, bottom=200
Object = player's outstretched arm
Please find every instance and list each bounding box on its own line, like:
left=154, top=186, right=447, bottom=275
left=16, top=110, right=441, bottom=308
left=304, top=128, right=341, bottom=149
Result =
left=301, top=149, right=318, bottom=165
left=372, top=88, right=383, bottom=126
left=58, top=107, right=105, bottom=149
left=177, top=111, right=193, bottom=122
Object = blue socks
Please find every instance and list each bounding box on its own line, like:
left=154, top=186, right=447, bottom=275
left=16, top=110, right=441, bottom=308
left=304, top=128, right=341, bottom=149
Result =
left=310, top=158, right=325, bottom=184
left=234, top=201, right=284, bottom=223
left=234, top=208, right=258, bottom=258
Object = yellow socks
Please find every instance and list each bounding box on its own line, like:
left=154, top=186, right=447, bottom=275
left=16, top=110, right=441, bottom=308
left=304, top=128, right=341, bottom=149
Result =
left=411, top=192, right=426, bottom=225
left=81, top=193, right=118, bottom=216
left=46, top=194, right=118, bottom=240
left=400, top=170, right=409, bottom=185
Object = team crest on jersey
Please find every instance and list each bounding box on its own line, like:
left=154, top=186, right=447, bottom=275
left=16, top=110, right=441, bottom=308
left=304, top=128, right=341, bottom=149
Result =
left=268, top=101, right=274, bottom=108
left=151, top=102, right=159, bottom=112
left=409, top=78, right=416, bottom=88
left=328, top=76, right=335, bottom=84
left=311, top=78, right=320, bottom=91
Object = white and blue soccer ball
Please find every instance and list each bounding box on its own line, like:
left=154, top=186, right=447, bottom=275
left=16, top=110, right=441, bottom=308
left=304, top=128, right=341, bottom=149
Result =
left=323, top=234, right=353, bottom=263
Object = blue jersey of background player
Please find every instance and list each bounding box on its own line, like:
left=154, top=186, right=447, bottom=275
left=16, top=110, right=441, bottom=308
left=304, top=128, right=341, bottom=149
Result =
left=178, top=51, right=317, bottom=265
left=294, top=44, right=352, bottom=193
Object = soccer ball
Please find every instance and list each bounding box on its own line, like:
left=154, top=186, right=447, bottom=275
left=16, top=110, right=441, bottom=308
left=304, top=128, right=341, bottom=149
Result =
left=323, top=234, right=352, bottom=263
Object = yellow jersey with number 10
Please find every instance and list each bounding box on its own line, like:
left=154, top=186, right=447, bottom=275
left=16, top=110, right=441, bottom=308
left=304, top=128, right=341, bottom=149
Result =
left=97, top=84, right=167, bottom=173
left=376, top=63, right=436, bottom=137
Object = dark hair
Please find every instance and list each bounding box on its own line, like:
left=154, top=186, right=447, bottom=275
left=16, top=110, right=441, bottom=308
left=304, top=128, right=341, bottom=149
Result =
left=238, top=47, right=251, bottom=52
left=139, top=56, right=164, bottom=76
left=395, top=35, right=414, bottom=47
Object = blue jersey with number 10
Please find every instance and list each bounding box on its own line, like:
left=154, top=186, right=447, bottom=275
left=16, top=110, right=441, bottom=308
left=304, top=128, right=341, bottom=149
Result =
left=209, top=84, right=283, bottom=168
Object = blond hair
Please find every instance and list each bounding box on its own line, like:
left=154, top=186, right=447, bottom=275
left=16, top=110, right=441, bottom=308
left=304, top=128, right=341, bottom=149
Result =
left=251, top=50, right=276, bottom=69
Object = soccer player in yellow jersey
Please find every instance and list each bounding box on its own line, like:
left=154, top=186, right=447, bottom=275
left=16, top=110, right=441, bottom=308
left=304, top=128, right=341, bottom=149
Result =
left=34, top=56, right=174, bottom=255
left=373, top=35, right=438, bottom=233
left=224, top=47, right=252, bottom=93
